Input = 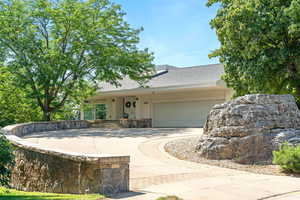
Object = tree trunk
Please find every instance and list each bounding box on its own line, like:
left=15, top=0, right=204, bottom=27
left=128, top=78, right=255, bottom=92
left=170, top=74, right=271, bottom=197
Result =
left=42, top=110, right=51, bottom=121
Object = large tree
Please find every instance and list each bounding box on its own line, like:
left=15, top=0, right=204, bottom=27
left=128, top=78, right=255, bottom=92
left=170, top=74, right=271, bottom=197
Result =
left=0, top=0, right=154, bottom=121
left=0, top=66, right=42, bottom=127
left=0, top=64, right=83, bottom=126
left=208, top=0, right=300, bottom=101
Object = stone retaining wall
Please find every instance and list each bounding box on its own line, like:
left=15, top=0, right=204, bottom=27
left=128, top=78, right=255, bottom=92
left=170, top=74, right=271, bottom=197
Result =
left=90, top=119, right=152, bottom=128
left=120, top=119, right=152, bottom=128
left=2, top=120, right=91, bottom=137
left=2, top=121, right=130, bottom=195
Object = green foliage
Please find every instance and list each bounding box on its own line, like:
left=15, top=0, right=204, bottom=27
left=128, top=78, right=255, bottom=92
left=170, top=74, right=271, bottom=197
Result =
left=0, top=64, right=79, bottom=125
left=208, top=0, right=300, bottom=101
left=0, top=0, right=154, bottom=121
left=0, top=132, right=14, bottom=187
left=0, top=187, right=104, bottom=200
left=0, top=66, right=42, bottom=127
left=95, top=104, right=107, bottom=120
left=273, top=144, right=300, bottom=173
left=156, top=196, right=183, bottom=200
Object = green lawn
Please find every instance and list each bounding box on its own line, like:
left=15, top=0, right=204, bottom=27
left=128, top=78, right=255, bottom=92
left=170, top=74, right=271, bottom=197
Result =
left=0, top=187, right=104, bottom=200
left=156, top=196, right=183, bottom=200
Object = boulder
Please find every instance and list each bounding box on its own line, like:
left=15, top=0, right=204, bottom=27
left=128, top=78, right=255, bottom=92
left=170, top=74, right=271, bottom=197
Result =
left=196, top=94, right=300, bottom=164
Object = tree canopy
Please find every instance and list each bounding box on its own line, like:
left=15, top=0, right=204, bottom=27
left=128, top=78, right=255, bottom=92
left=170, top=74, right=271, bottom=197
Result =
left=208, top=0, right=300, bottom=101
left=0, top=66, right=42, bottom=127
left=0, top=0, right=154, bottom=121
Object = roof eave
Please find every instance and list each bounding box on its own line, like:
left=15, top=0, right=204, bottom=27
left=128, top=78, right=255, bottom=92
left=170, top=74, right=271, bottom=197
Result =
left=88, top=80, right=228, bottom=99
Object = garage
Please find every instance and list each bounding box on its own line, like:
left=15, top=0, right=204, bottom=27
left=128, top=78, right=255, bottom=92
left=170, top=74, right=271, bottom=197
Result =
left=152, top=100, right=224, bottom=128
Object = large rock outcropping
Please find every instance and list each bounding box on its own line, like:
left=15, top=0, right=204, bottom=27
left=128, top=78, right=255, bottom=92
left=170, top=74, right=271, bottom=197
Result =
left=196, top=94, right=300, bottom=164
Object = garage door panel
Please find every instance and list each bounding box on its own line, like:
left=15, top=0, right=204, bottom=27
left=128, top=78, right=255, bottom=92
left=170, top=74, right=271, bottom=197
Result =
left=153, top=119, right=204, bottom=128
left=153, top=100, right=223, bottom=128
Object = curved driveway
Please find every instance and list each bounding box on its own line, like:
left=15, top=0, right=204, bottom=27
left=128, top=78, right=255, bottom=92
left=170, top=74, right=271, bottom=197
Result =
left=24, top=128, right=300, bottom=200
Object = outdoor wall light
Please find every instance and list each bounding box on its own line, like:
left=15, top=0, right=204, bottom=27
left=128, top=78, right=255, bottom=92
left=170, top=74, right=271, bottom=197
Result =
left=125, top=101, right=131, bottom=108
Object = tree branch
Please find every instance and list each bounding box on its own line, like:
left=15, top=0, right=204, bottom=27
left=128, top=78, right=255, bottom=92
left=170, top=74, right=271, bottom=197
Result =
left=61, top=21, right=71, bottom=53
left=39, top=18, right=49, bottom=49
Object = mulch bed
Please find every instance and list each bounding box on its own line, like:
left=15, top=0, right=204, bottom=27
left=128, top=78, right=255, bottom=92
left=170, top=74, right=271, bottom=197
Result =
left=164, top=136, right=300, bottom=177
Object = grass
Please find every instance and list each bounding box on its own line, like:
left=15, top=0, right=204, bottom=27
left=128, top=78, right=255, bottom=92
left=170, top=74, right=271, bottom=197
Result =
left=0, top=187, right=104, bottom=200
left=156, top=196, right=183, bottom=200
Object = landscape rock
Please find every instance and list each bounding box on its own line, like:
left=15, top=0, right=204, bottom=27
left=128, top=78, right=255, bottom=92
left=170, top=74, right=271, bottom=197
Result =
left=196, top=94, right=300, bottom=164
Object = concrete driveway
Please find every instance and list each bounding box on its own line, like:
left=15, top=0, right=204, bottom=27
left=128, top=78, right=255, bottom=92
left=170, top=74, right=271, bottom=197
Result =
left=24, top=128, right=300, bottom=200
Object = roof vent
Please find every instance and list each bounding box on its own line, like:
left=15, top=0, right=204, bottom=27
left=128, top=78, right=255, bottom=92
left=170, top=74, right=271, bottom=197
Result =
left=152, top=69, right=168, bottom=78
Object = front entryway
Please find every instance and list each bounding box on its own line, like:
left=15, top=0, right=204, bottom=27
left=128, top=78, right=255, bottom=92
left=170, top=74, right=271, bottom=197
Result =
left=123, top=96, right=137, bottom=119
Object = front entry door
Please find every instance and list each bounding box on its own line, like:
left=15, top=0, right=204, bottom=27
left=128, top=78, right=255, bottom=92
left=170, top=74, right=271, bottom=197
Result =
left=124, top=96, right=136, bottom=119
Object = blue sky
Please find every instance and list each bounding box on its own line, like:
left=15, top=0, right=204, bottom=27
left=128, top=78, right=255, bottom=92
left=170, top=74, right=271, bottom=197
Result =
left=113, top=0, right=220, bottom=67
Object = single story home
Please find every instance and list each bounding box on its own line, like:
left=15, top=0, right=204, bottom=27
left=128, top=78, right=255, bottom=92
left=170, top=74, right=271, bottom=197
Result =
left=81, top=64, right=233, bottom=128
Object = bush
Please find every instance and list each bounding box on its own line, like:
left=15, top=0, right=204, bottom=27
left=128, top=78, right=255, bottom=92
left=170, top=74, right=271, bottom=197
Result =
left=0, top=131, right=14, bottom=186
left=273, top=144, right=300, bottom=173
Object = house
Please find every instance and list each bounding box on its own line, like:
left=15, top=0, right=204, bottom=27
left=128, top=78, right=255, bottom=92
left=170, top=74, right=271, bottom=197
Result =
left=81, top=64, right=233, bottom=128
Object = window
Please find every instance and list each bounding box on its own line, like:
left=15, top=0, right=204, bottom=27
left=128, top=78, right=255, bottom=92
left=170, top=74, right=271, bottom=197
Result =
left=83, top=105, right=94, bottom=120
left=95, top=104, right=107, bottom=120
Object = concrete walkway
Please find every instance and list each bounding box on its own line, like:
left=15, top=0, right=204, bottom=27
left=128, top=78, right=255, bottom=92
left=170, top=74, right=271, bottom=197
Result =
left=24, top=128, right=300, bottom=200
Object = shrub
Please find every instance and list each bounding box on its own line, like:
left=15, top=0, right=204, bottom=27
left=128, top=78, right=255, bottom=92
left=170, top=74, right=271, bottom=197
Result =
left=273, top=144, right=300, bottom=173
left=156, top=196, right=183, bottom=200
left=0, top=131, right=14, bottom=186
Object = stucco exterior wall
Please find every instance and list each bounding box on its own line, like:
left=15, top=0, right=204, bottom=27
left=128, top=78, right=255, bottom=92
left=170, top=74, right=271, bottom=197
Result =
left=137, top=88, right=229, bottom=119
left=84, top=88, right=232, bottom=121
left=115, top=97, right=124, bottom=119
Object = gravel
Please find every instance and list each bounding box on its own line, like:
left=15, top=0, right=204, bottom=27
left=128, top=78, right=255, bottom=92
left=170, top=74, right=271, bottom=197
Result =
left=164, top=136, right=299, bottom=177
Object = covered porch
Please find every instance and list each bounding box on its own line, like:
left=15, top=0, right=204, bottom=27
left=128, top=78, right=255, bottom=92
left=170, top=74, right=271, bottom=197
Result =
left=81, top=95, right=152, bottom=128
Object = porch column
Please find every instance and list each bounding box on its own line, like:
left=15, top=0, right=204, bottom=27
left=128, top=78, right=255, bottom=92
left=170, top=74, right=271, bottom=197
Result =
left=105, top=98, right=113, bottom=120
left=92, top=104, right=96, bottom=120
left=111, top=98, right=117, bottom=120
left=80, top=108, right=84, bottom=120
left=135, top=96, right=142, bottom=119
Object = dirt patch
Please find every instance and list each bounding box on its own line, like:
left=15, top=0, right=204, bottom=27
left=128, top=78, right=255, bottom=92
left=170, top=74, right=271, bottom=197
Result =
left=164, top=136, right=300, bottom=177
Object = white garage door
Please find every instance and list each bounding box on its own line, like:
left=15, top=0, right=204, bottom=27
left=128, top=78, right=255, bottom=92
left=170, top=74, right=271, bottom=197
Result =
left=153, top=100, right=224, bottom=128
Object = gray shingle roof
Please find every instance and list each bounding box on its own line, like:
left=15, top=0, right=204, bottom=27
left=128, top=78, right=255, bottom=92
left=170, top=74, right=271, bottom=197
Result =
left=99, top=64, right=224, bottom=92
left=155, top=64, right=178, bottom=71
